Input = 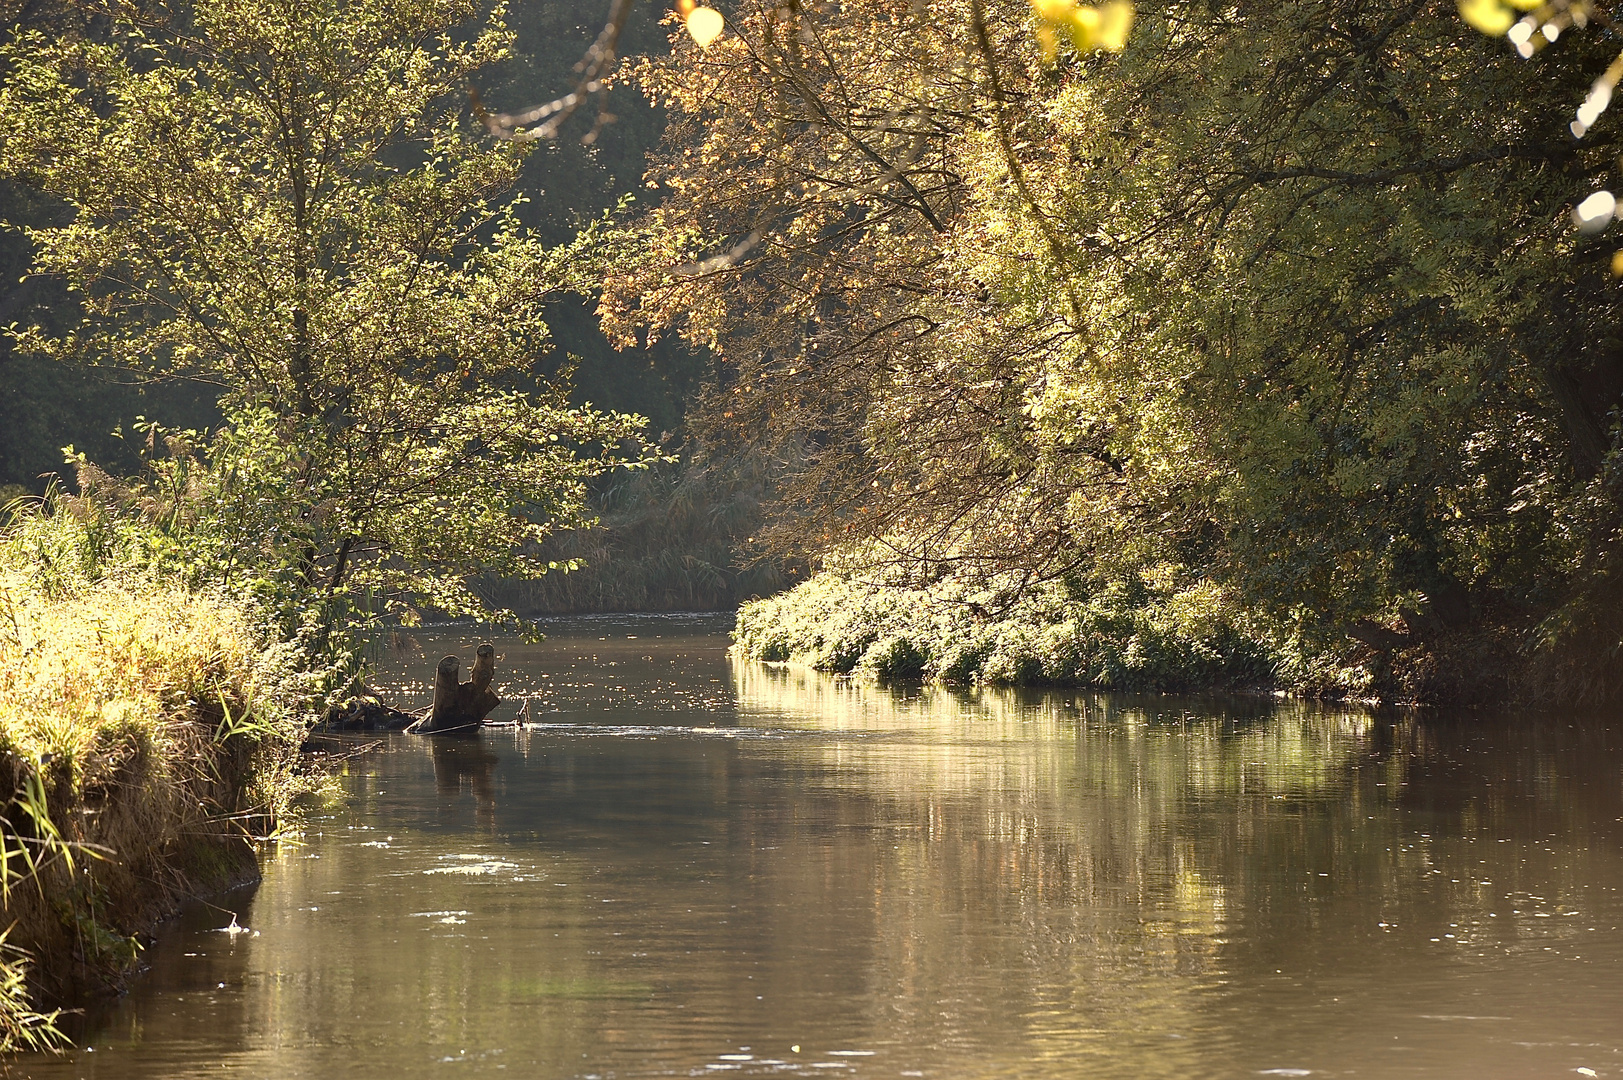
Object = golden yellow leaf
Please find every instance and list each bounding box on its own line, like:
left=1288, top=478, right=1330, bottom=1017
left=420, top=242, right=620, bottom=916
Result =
left=1610, top=249, right=1623, bottom=277
left=686, top=6, right=725, bottom=46
left=1093, top=1, right=1134, bottom=51
left=1069, top=4, right=1100, bottom=49
left=1066, top=3, right=1133, bottom=52
left=1458, top=0, right=1514, bottom=35
left=1031, top=0, right=1077, bottom=20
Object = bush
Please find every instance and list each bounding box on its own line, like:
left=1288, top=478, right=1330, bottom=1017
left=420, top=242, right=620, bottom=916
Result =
left=734, top=559, right=1357, bottom=694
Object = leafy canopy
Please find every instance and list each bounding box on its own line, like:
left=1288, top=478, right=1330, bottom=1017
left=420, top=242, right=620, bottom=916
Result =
left=0, top=0, right=654, bottom=627
left=602, top=0, right=1623, bottom=703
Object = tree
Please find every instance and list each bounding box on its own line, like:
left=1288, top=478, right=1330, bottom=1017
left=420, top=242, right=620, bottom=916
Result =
left=0, top=0, right=652, bottom=626
left=602, top=0, right=1623, bottom=703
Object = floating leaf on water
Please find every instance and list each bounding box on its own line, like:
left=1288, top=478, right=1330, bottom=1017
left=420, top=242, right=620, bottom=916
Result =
left=1609, top=249, right=1623, bottom=277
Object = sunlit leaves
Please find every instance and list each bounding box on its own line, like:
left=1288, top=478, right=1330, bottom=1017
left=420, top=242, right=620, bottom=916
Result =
left=1029, top=0, right=1132, bottom=58
left=1458, top=0, right=1623, bottom=154
left=604, top=0, right=1622, bottom=697
left=676, top=0, right=726, bottom=46
left=1570, top=53, right=1623, bottom=137
left=0, top=0, right=655, bottom=624
left=1573, top=189, right=1616, bottom=232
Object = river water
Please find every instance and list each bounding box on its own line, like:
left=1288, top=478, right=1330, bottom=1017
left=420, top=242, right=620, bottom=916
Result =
left=24, top=615, right=1623, bottom=1079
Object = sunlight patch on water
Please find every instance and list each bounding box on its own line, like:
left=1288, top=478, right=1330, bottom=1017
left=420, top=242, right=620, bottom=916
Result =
left=516, top=722, right=857, bottom=740
left=409, top=910, right=470, bottom=925
left=423, top=854, right=520, bottom=876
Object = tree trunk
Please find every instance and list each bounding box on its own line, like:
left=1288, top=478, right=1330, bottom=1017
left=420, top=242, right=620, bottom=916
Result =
left=418, top=646, right=501, bottom=733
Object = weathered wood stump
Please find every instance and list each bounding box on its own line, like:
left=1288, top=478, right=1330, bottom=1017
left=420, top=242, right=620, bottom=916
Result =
left=416, top=643, right=500, bottom=733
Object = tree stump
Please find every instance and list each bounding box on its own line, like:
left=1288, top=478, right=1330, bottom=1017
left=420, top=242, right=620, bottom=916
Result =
left=417, top=643, right=500, bottom=733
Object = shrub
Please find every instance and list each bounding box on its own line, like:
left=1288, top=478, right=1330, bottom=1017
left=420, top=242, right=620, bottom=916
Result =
left=734, top=558, right=1350, bottom=695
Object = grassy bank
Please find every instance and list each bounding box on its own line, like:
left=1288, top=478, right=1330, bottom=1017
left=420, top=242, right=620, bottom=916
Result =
left=733, top=565, right=1364, bottom=695
left=0, top=570, right=332, bottom=1049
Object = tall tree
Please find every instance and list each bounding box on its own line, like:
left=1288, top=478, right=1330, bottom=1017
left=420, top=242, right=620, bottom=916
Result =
left=0, top=0, right=650, bottom=623
left=603, top=0, right=1623, bottom=702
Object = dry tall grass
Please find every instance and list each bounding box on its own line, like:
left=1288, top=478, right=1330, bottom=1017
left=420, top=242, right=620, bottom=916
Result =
left=0, top=572, right=330, bottom=1046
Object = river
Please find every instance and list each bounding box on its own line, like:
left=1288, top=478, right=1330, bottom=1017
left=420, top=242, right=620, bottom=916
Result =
left=24, top=614, right=1623, bottom=1078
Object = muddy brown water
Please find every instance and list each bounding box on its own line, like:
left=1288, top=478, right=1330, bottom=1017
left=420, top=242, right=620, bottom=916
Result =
left=22, top=614, right=1623, bottom=1078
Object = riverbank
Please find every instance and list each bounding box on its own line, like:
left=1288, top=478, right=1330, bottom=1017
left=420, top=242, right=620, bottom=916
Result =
left=0, top=573, right=333, bottom=1049
left=733, top=565, right=1614, bottom=707
left=733, top=568, right=1364, bottom=697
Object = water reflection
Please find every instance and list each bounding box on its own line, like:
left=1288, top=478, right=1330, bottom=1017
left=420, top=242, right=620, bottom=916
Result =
left=430, top=733, right=497, bottom=829
left=26, top=619, right=1623, bottom=1080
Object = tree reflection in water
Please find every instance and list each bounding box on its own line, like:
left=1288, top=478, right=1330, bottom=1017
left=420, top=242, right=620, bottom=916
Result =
left=432, top=733, right=498, bottom=830
left=27, top=621, right=1623, bottom=1080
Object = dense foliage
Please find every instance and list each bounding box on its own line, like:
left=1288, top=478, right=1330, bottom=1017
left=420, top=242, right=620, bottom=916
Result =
left=607, top=0, right=1623, bottom=703
left=0, top=0, right=761, bottom=619
left=734, top=556, right=1313, bottom=691
left=0, top=0, right=656, bottom=628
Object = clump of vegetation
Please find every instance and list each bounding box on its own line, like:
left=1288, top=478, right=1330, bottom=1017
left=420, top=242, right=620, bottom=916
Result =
left=734, top=556, right=1363, bottom=694
left=0, top=499, right=336, bottom=1047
